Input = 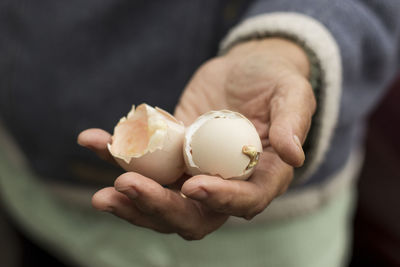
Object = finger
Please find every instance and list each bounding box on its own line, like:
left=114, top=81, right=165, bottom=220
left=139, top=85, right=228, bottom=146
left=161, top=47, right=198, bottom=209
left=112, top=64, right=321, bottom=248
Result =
left=182, top=175, right=264, bottom=219
left=269, top=75, right=316, bottom=167
left=181, top=152, right=293, bottom=219
left=114, top=173, right=204, bottom=233
left=251, top=119, right=270, bottom=147
left=77, top=128, right=116, bottom=164
left=92, top=187, right=170, bottom=233
left=114, top=172, right=179, bottom=215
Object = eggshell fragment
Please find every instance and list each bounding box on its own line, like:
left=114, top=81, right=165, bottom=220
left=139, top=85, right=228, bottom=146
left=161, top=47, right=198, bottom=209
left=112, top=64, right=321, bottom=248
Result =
left=183, top=110, right=262, bottom=180
left=108, top=104, right=185, bottom=185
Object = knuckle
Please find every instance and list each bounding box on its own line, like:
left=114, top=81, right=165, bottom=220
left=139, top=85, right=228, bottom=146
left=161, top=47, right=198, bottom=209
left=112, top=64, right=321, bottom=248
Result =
left=178, top=222, right=207, bottom=241
left=198, top=58, right=227, bottom=79
left=244, top=199, right=269, bottom=220
left=278, top=170, right=294, bottom=196
left=114, top=172, right=137, bottom=188
left=138, top=186, right=173, bottom=215
left=295, top=75, right=310, bottom=89
left=270, top=96, right=285, bottom=113
left=310, top=94, right=317, bottom=114
left=243, top=207, right=262, bottom=220
left=140, top=202, right=163, bottom=215
left=214, top=195, right=234, bottom=213
left=277, top=184, right=289, bottom=197
left=243, top=214, right=256, bottom=221
left=302, top=82, right=317, bottom=115
left=179, top=231, right=206, bottom=241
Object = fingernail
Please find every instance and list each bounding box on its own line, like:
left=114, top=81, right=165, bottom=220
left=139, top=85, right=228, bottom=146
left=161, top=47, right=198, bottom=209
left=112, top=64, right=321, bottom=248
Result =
left=118, top=187, right=138, bottom=199
left=293, top=135, right=302, bottom=150
left=293, top=135, right=305, bottom=166
left=187, top=188, right=208, bottom=200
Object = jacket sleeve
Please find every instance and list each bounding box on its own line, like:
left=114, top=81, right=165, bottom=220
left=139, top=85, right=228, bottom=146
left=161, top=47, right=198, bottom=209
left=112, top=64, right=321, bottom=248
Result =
left=219, top=0, right=400, bottom=184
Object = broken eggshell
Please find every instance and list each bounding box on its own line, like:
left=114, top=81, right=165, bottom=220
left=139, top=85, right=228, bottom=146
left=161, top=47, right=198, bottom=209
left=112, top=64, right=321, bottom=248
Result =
left=108, top=104, right=185, bottom=185
left=183, top=110, right=263, bottom=180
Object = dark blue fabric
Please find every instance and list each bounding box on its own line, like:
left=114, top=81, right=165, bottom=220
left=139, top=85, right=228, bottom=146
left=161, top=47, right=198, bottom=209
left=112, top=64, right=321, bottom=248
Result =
left=0, top=0, right=234, bottom=184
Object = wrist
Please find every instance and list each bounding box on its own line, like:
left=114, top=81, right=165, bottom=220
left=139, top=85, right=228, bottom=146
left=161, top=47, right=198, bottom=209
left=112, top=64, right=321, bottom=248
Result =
left=224, top=38, right=310, bottom=78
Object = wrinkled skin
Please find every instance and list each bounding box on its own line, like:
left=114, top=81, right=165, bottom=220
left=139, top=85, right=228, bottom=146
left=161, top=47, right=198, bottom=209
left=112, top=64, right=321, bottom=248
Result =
left=78, top=38, right=316, bottom=240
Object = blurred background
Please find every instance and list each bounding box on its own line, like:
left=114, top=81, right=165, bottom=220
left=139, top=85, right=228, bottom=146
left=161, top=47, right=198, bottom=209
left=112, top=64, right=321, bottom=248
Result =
left=348, top=74, right=400, bottom=267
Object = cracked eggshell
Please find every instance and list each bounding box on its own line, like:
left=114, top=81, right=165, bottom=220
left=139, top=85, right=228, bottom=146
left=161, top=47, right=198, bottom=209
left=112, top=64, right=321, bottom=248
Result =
left=183, top=110, right=262, bottom=180
left=108, top=104, right=185, bottom=185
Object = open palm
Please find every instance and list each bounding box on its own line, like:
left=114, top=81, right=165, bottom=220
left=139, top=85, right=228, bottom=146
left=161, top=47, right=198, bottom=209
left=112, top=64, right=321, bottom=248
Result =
left=78, top=38, right=316, bottom=240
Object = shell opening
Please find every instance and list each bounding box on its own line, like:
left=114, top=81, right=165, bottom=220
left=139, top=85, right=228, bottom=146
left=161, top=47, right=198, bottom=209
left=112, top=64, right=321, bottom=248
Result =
left=108, top=104, right=170, bottom=163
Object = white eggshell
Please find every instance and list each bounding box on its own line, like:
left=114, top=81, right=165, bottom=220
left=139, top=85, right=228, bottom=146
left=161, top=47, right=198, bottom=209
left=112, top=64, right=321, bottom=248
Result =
left=184, top=110, right=262, bottom=180
left=108, top=104, right=185, bottom=185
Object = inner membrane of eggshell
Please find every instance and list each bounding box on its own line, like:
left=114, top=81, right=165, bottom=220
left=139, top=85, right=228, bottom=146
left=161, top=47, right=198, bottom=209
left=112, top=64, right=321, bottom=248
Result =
left=110, top=117, right=149, bottom=157
left=108, top=104, right=167, bottom=163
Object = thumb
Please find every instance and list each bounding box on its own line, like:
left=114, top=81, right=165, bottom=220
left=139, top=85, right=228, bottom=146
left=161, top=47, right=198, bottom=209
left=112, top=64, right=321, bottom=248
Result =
left=268, top=75, right=316, bottom=167
left=77, top=128, right=117, bottom=164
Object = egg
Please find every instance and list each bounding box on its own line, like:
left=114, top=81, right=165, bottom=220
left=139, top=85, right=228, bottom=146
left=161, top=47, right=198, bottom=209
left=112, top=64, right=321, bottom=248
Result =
left=183, top=110, right=262, bottom=180
left=108, top=104, right=185, bottom=185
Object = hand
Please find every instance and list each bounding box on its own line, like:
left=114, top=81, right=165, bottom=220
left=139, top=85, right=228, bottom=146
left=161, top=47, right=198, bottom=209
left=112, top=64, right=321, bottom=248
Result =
left=175, top=37, right=315, bottom=216
left=78, top=129, right=228, bottom=240
left=78, top=38, right=316, bottom=240
left=175, top=38, right=314, bottom=166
